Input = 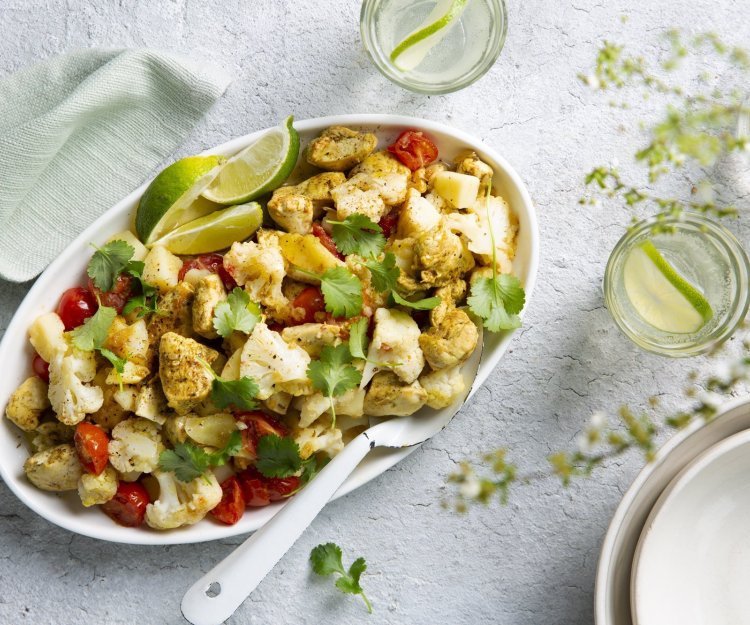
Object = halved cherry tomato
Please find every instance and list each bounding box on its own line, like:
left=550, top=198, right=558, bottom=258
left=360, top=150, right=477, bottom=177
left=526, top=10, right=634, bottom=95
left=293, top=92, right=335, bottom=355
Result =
left=236, top=468, right=271, bottom=507
left=312, top=223, right=344, bottom=260
left=102, top=481, right=150, bottom=527
left=292, top=287, right=325, bottom=324
left=211, top=476, right=245, bottom=525
left=378, top=210, right=399, bottom=239
left=74, top=422, right=110, bottom=475
left=57, top=287, right=98, bottom=330
left=32, top=353, right=50, bottom=383
left=87, top=274, right=134, bottom=314
left=178, top=253, right=237, bottom=291
left=236, top=411, right=288, bottom=458
left=387, top=130, right=439, bottom=171
left=267, top=476, right=300, bottom=501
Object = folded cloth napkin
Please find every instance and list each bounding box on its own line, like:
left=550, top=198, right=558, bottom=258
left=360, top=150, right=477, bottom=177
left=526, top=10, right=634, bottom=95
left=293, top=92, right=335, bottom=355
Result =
left=0, top=49, right=231, bottom=282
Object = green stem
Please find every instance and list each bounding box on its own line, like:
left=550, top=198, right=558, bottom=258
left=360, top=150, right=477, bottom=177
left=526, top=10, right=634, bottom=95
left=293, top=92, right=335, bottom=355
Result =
left=360, top=591, right=373, bottom=614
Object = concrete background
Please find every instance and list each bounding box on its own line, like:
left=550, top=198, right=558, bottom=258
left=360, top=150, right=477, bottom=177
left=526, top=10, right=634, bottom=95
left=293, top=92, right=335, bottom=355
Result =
left=1, top=1, right=748, bottom=623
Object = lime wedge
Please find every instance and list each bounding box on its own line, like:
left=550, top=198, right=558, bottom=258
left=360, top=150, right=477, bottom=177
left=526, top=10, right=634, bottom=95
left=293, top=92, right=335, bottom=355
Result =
left=202, top=116, right=299, bottom=205
left=135, top=155, right=225, bottom=244
left=153, top=202, right=263, bottom=255
left=623, top=239, right=713, bottom=334
left=389, top=0, right=469, bottom=72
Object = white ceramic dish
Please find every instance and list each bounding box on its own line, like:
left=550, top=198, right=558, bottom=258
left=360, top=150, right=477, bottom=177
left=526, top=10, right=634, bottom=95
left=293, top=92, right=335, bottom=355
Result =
left=0, top=115, right=539, bottom=545
left=596, top=397, right=750, bottom=625
left=631, top=429, right=750, bottom=625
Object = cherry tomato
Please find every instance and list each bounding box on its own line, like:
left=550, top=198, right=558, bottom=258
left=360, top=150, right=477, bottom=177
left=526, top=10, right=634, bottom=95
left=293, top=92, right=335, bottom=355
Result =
left=312, top=223, right=344, bottom=260
left=211, top=476, right=245, bottom=525
left=378, top=210, right=399, bottom=239
left=32, top=353, right=50, bottom=383
left=292, top=287, right=325, bottom=324
left=57, top=287, right=98, bottom=330
left=387, top=130, right=439, bottom=171
left=102, top=481, right=150, bottom=527
left=74, top=422, right=110, bottom=475
left=87, top=274, right=134, bottom=314
left=178, top=253, right=237, bottom=291
left=267, top=476, right=300, bottom=501
left=236, top=411, right=288, bottom=458
left=237, top=468, right=271, bottom=507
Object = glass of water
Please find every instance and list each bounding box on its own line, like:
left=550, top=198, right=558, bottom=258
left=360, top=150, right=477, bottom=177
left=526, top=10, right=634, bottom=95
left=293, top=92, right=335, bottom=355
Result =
left=360, top=0, right=508, bottom=94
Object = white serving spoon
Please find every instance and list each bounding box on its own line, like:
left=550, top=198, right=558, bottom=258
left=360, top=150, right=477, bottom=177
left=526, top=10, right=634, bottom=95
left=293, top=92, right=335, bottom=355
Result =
left=181, top=328, right=483, bottom=625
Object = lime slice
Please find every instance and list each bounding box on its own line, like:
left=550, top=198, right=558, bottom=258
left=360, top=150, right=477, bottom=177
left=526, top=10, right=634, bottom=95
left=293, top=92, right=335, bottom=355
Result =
left=623, top=239, right=713, bottom=334
left=202, top=116, right=299, bottom=205
left=135, top=155, right=224, bottom=244
left=389, top=0, right=469, bottom=72
left=153, top=202, right=263, bottom=255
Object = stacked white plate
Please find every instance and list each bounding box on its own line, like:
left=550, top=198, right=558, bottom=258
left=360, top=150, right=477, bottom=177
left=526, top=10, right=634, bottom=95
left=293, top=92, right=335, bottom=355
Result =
left=596, top=397, right=750, bottom=625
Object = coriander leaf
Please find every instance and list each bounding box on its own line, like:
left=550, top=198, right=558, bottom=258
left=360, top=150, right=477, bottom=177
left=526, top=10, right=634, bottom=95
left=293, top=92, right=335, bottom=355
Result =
left=69, top=306, right=117, bottom=351
left=123, top=260, right=159, bottom=317
left=391, top=290, right=441, bottom=311
left=329, top=214, right=385, bottom=258
left=348, top=317, right=369, bottom=360
left=87, top=240, right=134, bottom=291
left=300, top=455, right=326, bottom=486
left=255, top=434, right=303, bottom=478
left=307, top=344, right=362, bottom=398
left=158, top=443, right=210, bottom=482
left=467, top=274, right=525, bottom=332
left=213, top=288, right=261, bottom=338
left=320, top=267, right=362, bottom=318
left=211, top=375, right=260, bottom=411
left=99, top=347, right=126, bottom=374
left=363, top=252, right=400, bottom=292
left=310, top=543, right=372, bottom=613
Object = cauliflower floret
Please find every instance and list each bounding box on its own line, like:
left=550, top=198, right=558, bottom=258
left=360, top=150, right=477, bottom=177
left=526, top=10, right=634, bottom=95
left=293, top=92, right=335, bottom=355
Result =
left=24, top=443, right=82, bottom=491
left=455, top=151, right=494, bottom=190
left=48, top=348, right=104, bottom=426
left=362, top=308, right=424, bottom=385
left=363, top=371, right=427, bottom=417
left=145, top=469, right=222, bottom=530
left=239, top=322, right=311, bottom=400
left=414, top=222, right=475, bottom=287
left=419, top=309, right=479, bottom=370
left=293, top=421, right=344, bottom=459
left=159, top=332, right=218, bottom=415
left=224, top=232, right=289, bottom=313
left=77, top=466, right=118, bottom=507
left=445, top=194, right=518, bottom=273
left=108, top=417, right=163, bottom=474
left=192, top=274, right=227, bottom=339
left=295, top=388, right=366, bottom=428
left=268, top=173, right=347, bottom=234
left=306, top=126, right=378, bottom=171
left=396, top=188, right=442, bottom=238
left=28, top=312, right=67, bottom=362
left=281, top=323, right=345, bottom=358
left=5, top=376, right=50, bottom=431
left=331, top=175, right=387, bottom=222
left=419, top=365, right=466, bottom=409
left=350, top=151, right=411, bottom=205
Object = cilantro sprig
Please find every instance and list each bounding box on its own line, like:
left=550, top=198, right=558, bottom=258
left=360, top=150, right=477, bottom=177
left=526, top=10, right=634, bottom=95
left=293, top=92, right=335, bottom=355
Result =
left=362, top=252, right=400, bottom=293
left=158, top=431, right=242, bottom=482
left=390, top=290, right=441, bottom=311
left=123, top=260, right=159, bottom=318
left=467, top=181, right=526, bottom=331
left=213, top=288, right=261, bottom=338
left=310, top=543, right=372, bottom=613
left=199, top=358, right=260, bottom=411
left=88, top=240, right=134, bottom=291
left=328, top=214, right=386, bottom=258
left=307, top=344, right=362, bottom=429
left=68, top=305, right=126, bottom=380
left=296, top=265, right=363, bottom=319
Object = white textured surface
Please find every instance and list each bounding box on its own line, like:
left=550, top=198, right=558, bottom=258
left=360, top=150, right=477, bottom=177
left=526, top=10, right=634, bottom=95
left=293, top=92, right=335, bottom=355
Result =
left=0, top=1, right=748, bottom=624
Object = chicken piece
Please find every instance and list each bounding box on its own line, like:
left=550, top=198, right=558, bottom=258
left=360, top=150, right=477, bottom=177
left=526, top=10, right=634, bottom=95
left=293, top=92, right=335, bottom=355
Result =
left=281, top=323, right=345, bottom=358
left=147, top=281, right=195, bottom=352
left=455, top=151, right=494, bottom=190
left=419, top=365, right=466, bottom=409
left=414, top=222, right=475, bottom=287
left=268, top=172, right=346, bottom=234
left=363, top=371, right=427, bottom=417
left=350, top=151, right=411, bottom=205
left=330, top=174, right=387, bottom=223
left=397, top=188, right=442, bottom=238
left=5, top=376, right=50, bottom=431
left=419, top=309, right=479, bottom=370
left=430, top=280, right=467, bottom=326
left=159, top=332, right=218, bottom=415
left=192, top=274, right=227, bottom=339
left=306, top=126, right=378, bottom=172
left=24, top=443, right=83, bottom=491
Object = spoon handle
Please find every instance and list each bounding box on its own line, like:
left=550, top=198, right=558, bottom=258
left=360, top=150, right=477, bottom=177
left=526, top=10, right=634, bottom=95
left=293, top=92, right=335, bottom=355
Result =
left=181, top=431, right=375, bottom=625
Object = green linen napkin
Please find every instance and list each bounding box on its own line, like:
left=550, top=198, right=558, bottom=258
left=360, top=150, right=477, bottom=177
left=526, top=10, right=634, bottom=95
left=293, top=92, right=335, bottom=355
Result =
left=0, top=49, right=231, bottom=282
